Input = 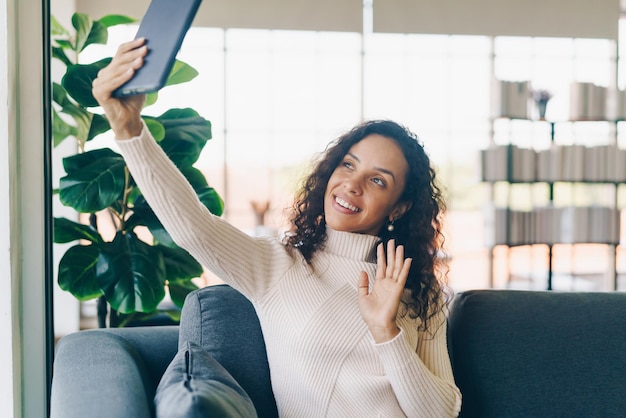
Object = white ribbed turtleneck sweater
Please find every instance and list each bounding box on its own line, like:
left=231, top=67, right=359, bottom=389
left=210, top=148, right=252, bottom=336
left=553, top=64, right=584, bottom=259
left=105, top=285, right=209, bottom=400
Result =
left=116, top=125, right=462, bottom=417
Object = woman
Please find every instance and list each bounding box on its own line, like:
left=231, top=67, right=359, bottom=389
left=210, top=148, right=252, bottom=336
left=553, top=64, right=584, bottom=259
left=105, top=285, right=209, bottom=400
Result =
left=93, top=38, right=462, bottom=417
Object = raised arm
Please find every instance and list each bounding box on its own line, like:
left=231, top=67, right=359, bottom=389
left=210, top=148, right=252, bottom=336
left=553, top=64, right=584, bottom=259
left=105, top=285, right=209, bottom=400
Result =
left=92, top=39, right=293, bottom=299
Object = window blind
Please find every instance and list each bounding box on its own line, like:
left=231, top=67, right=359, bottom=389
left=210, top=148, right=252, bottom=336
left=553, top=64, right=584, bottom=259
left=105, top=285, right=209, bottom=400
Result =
left=373, top=0, right=619, bottom=39
left=76, top=0, right=363, bottom=32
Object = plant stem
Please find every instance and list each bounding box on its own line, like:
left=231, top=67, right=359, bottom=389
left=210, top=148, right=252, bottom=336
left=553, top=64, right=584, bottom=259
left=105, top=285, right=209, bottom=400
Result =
left=117, top=313, right=137, bottom=328
left=96, top=296, right=107, bottom=328
left=118, top=167, right=132, bottom=231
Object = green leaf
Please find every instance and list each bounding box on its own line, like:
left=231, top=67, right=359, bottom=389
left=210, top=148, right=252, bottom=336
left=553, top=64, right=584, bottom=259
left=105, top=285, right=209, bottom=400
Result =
left=157, top=108, right=211, bottom=168
left=180, top=167, right=224, bottom=216
left=196, top=186, right=224, bottom=216
left=52, top=46, right=73, bottom=67
left=87, top=113, right=110, bottom=141
left=98, top=14, right=137, bottom=28
left=52, top=107, right=77, bottom=147
left=52, top=82, right=68, bottom=105
left=96, top=231, right=166, bottom=314
left=58, top=244, right=102, bottom=300
left=62, top=58, right=112, bottom=108
left=82, top=20, right=108, bottom=52
left=159, top=245, right=203, bottom=282
left=126, top=196, right=176, bottom=247
left=168, top=280, right=199, bottom=308
left=54, top=217, right=104, bottom=244
left=61, top=146, right=118, bottom=172
left=181, top=166, right=208, bottom=189
left=72, top=13, right=94, bottom=53
left=51, top=14, right=70, bottom=37
left=57, top=101, right=92, bottom=146
left=143, top=117, right=165, bottom=142
left=59, top=148, right=126, bottom=212
left=144, top=91, right=159, bottom=107
left=53, top=82, right=94, bottom=146
left=164, top=60, right=198, bottom=87
left=72, top=13, right=108, bottom=53
left=54, top=39, right=74, bottom=50
left=125, top=168, right=222, bottom=242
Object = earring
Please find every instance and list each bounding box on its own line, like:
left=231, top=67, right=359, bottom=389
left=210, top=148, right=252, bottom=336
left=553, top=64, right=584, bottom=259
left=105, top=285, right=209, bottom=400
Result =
left=387, top=219, right=395, bottom=232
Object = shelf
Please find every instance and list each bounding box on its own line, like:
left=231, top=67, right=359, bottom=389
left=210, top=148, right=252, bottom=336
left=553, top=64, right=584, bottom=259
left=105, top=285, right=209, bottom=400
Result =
left=483, top=179, right=625, bottom=185
left=493, top=116, right=623, bottom=124
left=481, top=143, right=626, bottom=184
left=485, top=107, right=622, bottom=290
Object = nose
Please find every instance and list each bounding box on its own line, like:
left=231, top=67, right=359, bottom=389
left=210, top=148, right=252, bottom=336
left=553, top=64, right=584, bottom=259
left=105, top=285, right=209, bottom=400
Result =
left=344, top=176, right=363, bottom=195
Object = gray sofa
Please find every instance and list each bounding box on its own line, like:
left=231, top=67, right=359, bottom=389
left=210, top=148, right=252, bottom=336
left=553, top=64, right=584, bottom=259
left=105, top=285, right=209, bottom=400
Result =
left=51, top=286, right=626, bottom=418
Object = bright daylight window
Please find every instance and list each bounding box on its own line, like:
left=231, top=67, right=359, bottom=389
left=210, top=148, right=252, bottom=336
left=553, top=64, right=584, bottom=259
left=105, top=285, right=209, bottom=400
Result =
left=79, top=24, right=618, bottom=292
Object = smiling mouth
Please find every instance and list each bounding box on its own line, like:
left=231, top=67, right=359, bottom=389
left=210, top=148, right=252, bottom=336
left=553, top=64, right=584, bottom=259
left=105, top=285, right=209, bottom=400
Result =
left=335, top=196, right=360, bottom=212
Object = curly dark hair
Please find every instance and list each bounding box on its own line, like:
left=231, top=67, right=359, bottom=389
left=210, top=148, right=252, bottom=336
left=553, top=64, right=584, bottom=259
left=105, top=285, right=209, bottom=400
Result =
left=285, top=120, right=450, bottom=331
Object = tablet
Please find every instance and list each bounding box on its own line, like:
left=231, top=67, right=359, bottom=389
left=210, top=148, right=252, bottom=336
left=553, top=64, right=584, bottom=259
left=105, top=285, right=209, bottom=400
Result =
left=113, top=0, right=202, bottom=97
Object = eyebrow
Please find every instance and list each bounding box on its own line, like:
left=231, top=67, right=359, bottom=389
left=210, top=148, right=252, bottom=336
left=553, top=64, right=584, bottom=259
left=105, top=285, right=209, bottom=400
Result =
left=346, top=152, right=397, bottom=182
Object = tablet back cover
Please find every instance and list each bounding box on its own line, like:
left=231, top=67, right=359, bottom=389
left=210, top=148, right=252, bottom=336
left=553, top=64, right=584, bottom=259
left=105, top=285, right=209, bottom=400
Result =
left=113, top=0, right=202, bottom=97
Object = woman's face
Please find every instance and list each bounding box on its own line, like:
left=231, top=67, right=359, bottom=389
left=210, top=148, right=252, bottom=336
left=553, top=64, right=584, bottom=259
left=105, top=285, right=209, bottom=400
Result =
left=324, top=134, right=410, bottom=235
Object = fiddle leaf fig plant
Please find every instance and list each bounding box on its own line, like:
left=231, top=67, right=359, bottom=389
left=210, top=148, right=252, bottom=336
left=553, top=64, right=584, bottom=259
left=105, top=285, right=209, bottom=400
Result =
left=52, top=12, right=223, bottom=327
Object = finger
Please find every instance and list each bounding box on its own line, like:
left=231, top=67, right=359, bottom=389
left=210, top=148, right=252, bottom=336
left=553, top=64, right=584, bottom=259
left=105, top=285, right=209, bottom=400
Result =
left=93, top=70, right=134, bottom=103
left=98, top=41, right=147, bottom=83
left=93, top=65, right=134, bottom=90
left=116, top=38, right=147, bottom=57
left=357, top=271, right=370, bottom=297
left=394, top=245, right=405, bottom=279
left=376, top=242, right=386, bottom=280
left=93, top=56, right=145, bottom=103
left=113, top=45, right=148, bottom=67
left=397, top=258, right=412, bottom=287
left=104, top=46, right=147, bottom=81
left=386, top=239, right=396, bottom=279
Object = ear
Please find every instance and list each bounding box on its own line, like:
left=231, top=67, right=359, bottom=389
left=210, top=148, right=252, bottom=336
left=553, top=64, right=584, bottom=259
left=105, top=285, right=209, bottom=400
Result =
left=389, top=201, right=412, bottom=221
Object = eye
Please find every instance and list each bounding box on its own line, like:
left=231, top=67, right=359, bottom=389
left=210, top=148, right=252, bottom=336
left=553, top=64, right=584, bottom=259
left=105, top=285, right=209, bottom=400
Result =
left=342, top=160, right=354, bottom=169
left=372, top=177, right=386, bottom=187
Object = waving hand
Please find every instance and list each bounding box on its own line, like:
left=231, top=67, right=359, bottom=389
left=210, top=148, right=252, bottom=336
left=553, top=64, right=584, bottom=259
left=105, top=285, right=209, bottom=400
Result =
left=358, top=240, right=412, bottom=343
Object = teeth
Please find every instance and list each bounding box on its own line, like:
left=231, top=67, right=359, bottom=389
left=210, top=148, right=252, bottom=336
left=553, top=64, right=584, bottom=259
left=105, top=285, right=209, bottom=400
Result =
left=335, top=197, right=359, bottom=212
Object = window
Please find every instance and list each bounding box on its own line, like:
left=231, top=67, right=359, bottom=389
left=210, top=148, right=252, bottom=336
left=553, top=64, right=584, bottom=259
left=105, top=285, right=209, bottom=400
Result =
left=69, top=22, right=624, bottom=297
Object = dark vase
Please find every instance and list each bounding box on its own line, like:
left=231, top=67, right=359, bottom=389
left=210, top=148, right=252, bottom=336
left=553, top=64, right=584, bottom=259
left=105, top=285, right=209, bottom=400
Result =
left=537, top=99, right=549, bottom=120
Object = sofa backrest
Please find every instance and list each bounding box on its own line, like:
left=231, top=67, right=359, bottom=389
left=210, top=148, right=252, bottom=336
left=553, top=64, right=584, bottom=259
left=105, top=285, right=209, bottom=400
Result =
left=447, top=289, right=626, bottom=418
left=180, top=284, right=279, bottom=418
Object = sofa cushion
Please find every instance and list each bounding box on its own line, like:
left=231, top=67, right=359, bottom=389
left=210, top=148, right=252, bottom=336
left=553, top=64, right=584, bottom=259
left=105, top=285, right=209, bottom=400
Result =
left=154, top=341, right=257, bottom=418
left=179, top=284, right=278, bottom=418
left=51, top=328, right=174, bottom=418
left=448, top=290, right=626, bottom=418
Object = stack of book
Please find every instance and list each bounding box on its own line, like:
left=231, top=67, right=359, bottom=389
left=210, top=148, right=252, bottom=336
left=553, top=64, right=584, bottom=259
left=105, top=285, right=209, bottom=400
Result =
left=616, top=89, right=626, bottom=120
left=493, top=80, right=530, bottom=119
left=570, top=82, right=608, bottom=120
left=486, top=206, right=620, bottom=246
left=481, top=144, right=626, bottom=183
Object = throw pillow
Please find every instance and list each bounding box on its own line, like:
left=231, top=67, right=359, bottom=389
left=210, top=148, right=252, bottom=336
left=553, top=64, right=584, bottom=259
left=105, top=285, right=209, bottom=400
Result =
left=154, top=341, right=258, bottom=418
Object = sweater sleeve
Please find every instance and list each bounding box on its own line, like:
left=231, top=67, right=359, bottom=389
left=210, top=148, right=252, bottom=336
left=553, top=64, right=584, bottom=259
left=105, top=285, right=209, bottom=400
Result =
left=115, top=124, right=293, bottom=300
left=374, top=310, right=462, bottom=418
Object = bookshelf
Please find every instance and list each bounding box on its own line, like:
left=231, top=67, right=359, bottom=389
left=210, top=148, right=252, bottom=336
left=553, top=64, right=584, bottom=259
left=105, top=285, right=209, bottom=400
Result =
left=482, top=118, right=623, bottom=290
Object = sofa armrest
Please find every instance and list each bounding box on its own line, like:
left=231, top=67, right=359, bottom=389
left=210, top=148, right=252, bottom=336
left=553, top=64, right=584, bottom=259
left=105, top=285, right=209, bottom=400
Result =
left=51, top=325, right=179, bottom=418
left=448, top=290, right=626, bottom=418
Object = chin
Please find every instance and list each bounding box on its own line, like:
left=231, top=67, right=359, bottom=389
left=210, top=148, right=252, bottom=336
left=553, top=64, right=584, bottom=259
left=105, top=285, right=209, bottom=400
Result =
left=326, top=220, right=350, bottom=233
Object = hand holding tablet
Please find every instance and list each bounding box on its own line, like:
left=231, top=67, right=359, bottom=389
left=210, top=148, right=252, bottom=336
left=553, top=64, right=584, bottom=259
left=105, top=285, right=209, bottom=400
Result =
left=113, top=0, right=202, bottom=97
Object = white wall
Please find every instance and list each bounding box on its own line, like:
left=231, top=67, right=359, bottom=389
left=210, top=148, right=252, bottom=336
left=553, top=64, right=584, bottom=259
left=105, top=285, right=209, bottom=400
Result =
left=0, top=0, right=19, bottom=414
left=0, top=0, right=48, bottom=416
